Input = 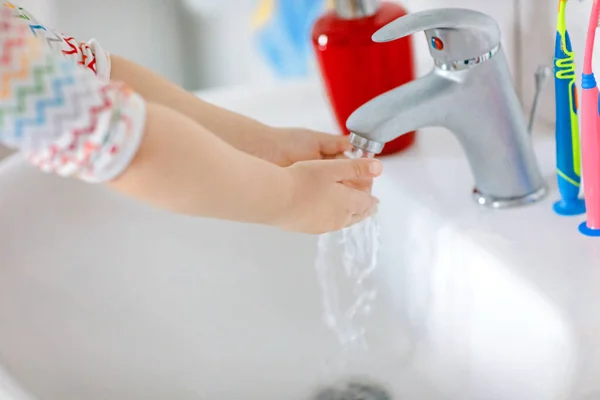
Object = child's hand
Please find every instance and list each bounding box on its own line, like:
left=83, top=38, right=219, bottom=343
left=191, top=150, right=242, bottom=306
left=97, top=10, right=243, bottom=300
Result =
left=251, top=127, right=350, bottom=167
left=275, top=157, right=382, bottom=234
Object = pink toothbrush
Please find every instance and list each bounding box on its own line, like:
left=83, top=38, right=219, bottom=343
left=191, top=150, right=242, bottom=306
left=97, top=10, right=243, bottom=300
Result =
left=579, top=0, right=600, bottom=236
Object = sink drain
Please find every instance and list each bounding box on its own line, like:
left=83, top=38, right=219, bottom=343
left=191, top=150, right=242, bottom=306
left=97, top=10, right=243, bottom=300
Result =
left=314, top=380, right=392, bottom=400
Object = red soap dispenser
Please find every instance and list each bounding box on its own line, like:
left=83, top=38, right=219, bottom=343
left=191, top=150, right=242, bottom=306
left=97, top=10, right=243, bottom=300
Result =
left=311, top=0, right=416, bottom=156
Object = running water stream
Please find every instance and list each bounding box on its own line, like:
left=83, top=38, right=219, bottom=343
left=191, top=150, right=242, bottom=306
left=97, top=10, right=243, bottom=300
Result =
left=314, top=146, right=382, bottom=356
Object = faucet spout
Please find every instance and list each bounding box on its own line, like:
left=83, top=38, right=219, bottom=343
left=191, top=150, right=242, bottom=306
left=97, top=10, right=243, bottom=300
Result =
left=344, top=46, right=547, bottom=208
left=347, top=70, right=455, bottom=145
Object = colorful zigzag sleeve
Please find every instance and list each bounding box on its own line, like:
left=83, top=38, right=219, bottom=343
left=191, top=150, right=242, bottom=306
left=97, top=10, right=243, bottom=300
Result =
left=4, top=1, right=111, bottom=81
left=0, top=5, right=146, bottom=182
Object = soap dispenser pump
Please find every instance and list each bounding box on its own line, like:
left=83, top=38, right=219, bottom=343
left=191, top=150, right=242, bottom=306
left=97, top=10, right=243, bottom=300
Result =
left=311, top=0, right=416, bottom=156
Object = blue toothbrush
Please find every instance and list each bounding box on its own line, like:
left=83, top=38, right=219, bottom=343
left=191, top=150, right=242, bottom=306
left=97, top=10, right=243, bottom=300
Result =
left=553, top=0, right=586, bottom=215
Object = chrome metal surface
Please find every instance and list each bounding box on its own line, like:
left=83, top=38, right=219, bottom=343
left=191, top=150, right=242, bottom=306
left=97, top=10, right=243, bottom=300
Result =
left=334, top=0, right=379, bottom=19
left=373, top=8, right=501, bottom=65
left=346, top=8, right=547, bottom=207
left=349, top=132, right=384, bottom=154
left=435, top=43, right=500, bottom=71
left=528, top=65, right=552, bottom=134
left=473, top=185, right=548, bottom=209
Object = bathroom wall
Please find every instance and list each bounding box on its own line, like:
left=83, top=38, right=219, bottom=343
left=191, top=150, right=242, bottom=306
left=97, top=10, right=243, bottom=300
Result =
left=8, top=0, right=533, bottom=90
left=6, top=0, right=524, bottom=91
left=53, top=0, right=191, bottom=88
left=0, top=0, right=543, bottom=161
left=183, top=0, right=521, bottom=90
left=0, top=0, right=524, bottom=95
left=0, top=0, right=525, bottom=91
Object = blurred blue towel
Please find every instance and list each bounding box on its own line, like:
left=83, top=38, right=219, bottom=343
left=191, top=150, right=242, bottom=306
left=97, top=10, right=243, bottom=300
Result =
left=252, top=0, right=327, bottom=78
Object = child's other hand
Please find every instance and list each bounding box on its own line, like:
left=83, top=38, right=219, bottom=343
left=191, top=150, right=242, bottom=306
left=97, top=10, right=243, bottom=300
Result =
left=275, top=158, right=382, bottom=234
left=253, top=127, right=350, bottom=167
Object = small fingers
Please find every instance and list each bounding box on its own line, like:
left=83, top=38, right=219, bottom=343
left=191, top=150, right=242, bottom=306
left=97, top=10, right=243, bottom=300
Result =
left=346, top=200, right=379, bottom=228
left=348, top=186, right=379, bottom=217
left=346, top=212, right=370, bottom=228
left=317, top=132, right=350, bottom=156
left=324, top=158, right=383, bottom=181
left=341, top=178, right=374, bottom=193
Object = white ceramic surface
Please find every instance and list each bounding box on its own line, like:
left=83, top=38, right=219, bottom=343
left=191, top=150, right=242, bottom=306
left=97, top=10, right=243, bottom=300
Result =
left=0, top=80, right=597, bottom=399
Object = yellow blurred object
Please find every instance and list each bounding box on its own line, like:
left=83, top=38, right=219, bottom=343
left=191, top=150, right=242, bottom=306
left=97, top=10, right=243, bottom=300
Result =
left=253, top=0, right=333, bottom=28
left=252, top=0, right=275, bottom=29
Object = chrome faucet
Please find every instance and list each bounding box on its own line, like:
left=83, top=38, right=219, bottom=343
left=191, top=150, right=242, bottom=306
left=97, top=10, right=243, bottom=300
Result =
left=346, top=8, right=548, bottom=208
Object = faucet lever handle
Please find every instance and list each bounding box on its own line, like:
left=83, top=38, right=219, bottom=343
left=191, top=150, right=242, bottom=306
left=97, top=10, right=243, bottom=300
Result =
left=373, top=8, right=501, bottom=66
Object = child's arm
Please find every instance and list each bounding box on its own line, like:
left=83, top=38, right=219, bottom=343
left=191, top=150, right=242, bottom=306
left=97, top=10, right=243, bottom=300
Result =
left=108, top=56, right=352, bottom=168
left=108, top=54, right=272, bottom=151
left=0, top=5, right=381, bottom=233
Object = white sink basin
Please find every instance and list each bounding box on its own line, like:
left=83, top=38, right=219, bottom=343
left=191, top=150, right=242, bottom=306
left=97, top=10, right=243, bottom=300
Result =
left=0, top=79, right=596, bottom=400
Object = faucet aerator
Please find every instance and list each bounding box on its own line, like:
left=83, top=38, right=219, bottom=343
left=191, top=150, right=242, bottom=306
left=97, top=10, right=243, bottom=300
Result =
left=349, top=132, right=385, bottom=155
